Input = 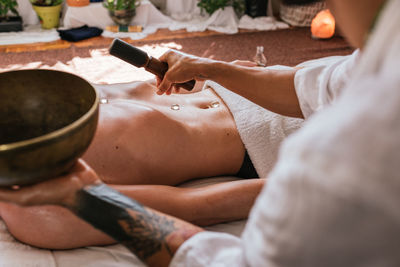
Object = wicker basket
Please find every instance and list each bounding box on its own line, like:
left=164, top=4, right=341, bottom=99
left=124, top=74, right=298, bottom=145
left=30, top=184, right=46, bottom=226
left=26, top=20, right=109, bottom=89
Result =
left=280, top=1, right=326, bottom=27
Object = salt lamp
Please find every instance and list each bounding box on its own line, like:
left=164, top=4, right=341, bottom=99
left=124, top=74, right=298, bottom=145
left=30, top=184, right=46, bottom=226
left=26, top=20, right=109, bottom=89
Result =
left=311, top=9, right=336, bottom=39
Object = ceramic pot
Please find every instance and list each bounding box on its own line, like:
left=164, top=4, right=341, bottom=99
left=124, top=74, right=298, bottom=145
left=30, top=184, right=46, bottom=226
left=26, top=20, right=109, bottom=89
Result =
left=32, top=4, right=62, bottom=29
left=67, top=0, right=90, bottom=7
left=108, top=8, right=136, bottom=26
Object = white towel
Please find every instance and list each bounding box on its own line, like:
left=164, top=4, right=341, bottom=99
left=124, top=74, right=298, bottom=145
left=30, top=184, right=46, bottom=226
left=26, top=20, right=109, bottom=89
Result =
left=207, top=77, right=303, bottom=178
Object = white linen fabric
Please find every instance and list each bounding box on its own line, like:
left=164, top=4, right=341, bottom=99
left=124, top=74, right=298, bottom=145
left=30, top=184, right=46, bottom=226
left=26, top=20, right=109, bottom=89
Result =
left=16, top=0, right=39, bottom=26
left=165, top=0, right=200, bottom=20
left=164, top=0, right=288, bottom=33
left=238, top=15, right=289, bottom=31
left=7, top=0, right=288, bottom=44
left=168, top=6, right=239, bottom=34
left=171, top=0, right=400, bottom=266
left=0, top=25, right=60, bottom=46
left=64, top=0, right=174, bottom=40
left=64, top=1, right=288, bottom=39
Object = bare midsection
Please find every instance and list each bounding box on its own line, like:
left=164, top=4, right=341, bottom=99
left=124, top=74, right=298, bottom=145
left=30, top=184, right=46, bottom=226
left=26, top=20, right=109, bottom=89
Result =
left=82, top=86, right=245, bottom=185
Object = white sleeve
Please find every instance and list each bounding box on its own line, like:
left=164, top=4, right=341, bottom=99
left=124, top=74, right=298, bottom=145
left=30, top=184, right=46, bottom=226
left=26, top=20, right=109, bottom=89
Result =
left=171, top=72, right=400, bottom=267
left=170, top=231, right=246, bottom=267
left=294, top=50, right=360, bottom=118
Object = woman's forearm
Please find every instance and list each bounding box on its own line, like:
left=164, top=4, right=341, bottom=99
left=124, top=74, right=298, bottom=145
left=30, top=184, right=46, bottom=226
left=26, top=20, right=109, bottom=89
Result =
left=110, top=179, right=265, bottom=226
left=71, top=184, right=202, bottom=267
left=202, top=61, right=304, bottom=118
left=184, top=178, right=266, bottom=225
left=110, top=184, right=190, bottom=222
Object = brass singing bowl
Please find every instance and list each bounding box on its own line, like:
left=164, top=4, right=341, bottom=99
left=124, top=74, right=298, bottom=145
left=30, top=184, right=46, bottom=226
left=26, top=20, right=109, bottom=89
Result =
left=0, top=70, right=99, bottom=186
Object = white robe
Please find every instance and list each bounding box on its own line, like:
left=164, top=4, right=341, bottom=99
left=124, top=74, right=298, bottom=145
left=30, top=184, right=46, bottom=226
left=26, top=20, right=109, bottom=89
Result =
left=171, top=0, right=400, bottom=266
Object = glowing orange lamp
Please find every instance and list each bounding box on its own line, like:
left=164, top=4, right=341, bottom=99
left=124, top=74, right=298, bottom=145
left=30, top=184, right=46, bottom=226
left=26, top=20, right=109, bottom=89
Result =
left=311, top=9, right=336, bottom=39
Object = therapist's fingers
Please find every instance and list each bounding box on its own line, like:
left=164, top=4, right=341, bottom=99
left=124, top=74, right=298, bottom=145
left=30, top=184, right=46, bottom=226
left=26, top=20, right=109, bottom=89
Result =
left=156, top=76, right=162, bottom=87
left=157, top=76, right=173, bottom=95
left=173, top=85, right=180, bottom=94
left=166, top=87, right=172, bottom=95
left=157, top=84, right=180, bottom=95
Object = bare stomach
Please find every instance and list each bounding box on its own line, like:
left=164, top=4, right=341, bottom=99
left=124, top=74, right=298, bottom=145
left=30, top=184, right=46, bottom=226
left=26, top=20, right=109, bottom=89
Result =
left=82, top=81, right=245, bottom=185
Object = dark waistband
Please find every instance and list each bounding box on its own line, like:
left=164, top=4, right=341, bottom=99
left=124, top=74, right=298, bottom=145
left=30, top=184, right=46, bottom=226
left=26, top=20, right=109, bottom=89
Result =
left=236, top=150, right=259, bottom=179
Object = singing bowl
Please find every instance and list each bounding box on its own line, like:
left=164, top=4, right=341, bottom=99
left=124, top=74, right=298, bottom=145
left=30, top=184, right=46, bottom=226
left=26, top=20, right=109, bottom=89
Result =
left=0, top=70, right=99, bottom=186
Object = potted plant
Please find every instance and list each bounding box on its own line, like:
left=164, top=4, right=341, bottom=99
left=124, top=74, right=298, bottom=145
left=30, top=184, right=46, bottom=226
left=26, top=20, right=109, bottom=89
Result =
left=103, top=0, right=140, bottom=27
left=197, top=0, right=245, bottom=17
left=29, top=0, right=63, bottom=29
left=0, top=0, right=23, bottom=32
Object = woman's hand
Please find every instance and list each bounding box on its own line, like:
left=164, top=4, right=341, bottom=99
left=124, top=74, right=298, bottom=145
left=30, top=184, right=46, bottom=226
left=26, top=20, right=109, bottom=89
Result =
left=0, top=159, right=101, bottom=208
left=230, top=60, right=258, bottom=67
left=157, top=50, right=212, bottom=95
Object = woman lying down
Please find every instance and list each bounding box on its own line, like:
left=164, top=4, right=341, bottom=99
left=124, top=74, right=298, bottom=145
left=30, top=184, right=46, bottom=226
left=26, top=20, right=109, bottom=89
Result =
left=0, top=52, right=351, bottom=249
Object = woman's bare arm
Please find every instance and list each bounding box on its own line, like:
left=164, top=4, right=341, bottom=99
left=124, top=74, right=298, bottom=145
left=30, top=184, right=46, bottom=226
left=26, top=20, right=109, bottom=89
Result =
left=111, top=178, right=265, bottom=226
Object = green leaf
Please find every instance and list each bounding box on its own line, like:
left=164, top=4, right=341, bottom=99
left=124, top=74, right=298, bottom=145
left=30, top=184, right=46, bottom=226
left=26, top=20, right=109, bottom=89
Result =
left=103, top=0, right=139, bottom=11
left=0, top=0, right=19, bottom=18
left=30, top=0, right=63, bottom=6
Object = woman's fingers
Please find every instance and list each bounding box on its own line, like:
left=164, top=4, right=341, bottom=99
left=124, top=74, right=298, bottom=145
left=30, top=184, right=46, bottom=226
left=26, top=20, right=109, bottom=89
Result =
left=0, top=159, right=100, bottom=207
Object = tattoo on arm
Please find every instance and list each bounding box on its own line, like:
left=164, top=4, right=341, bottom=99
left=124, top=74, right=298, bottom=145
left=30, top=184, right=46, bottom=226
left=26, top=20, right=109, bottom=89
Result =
left=70, top=184, right=178, bottom=261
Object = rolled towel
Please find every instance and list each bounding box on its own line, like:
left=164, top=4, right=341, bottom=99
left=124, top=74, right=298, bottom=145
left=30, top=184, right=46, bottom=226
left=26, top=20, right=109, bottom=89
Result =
left=206, top=74, right=303, bottom=178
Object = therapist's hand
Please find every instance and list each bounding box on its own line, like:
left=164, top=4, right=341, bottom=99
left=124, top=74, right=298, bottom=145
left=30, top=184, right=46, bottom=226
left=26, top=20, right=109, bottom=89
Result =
left=157, top=50, right=211, bottom=95
left=0, top=159, right=101, bottom=208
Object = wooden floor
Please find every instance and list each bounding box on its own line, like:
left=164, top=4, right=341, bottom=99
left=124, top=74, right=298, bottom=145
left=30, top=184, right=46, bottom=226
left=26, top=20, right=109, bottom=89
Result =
left=0, top=28, right=246, bottom=53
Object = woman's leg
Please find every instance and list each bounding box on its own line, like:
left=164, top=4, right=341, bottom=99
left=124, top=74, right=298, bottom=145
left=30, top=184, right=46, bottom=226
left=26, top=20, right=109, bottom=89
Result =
left=0, top=179, right=264, bottom=249
left=0, top=203, right=115, bottom=249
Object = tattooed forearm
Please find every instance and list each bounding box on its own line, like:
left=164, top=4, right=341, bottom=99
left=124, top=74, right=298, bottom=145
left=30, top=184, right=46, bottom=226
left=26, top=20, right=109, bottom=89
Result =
left=68, top=184, right=202, bottom=265
left=119, top=209, right=177, bottom=258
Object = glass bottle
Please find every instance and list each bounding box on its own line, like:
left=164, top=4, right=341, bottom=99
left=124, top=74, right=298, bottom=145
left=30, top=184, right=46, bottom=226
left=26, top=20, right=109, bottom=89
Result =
left=254, top=46, right=267, bottom=67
